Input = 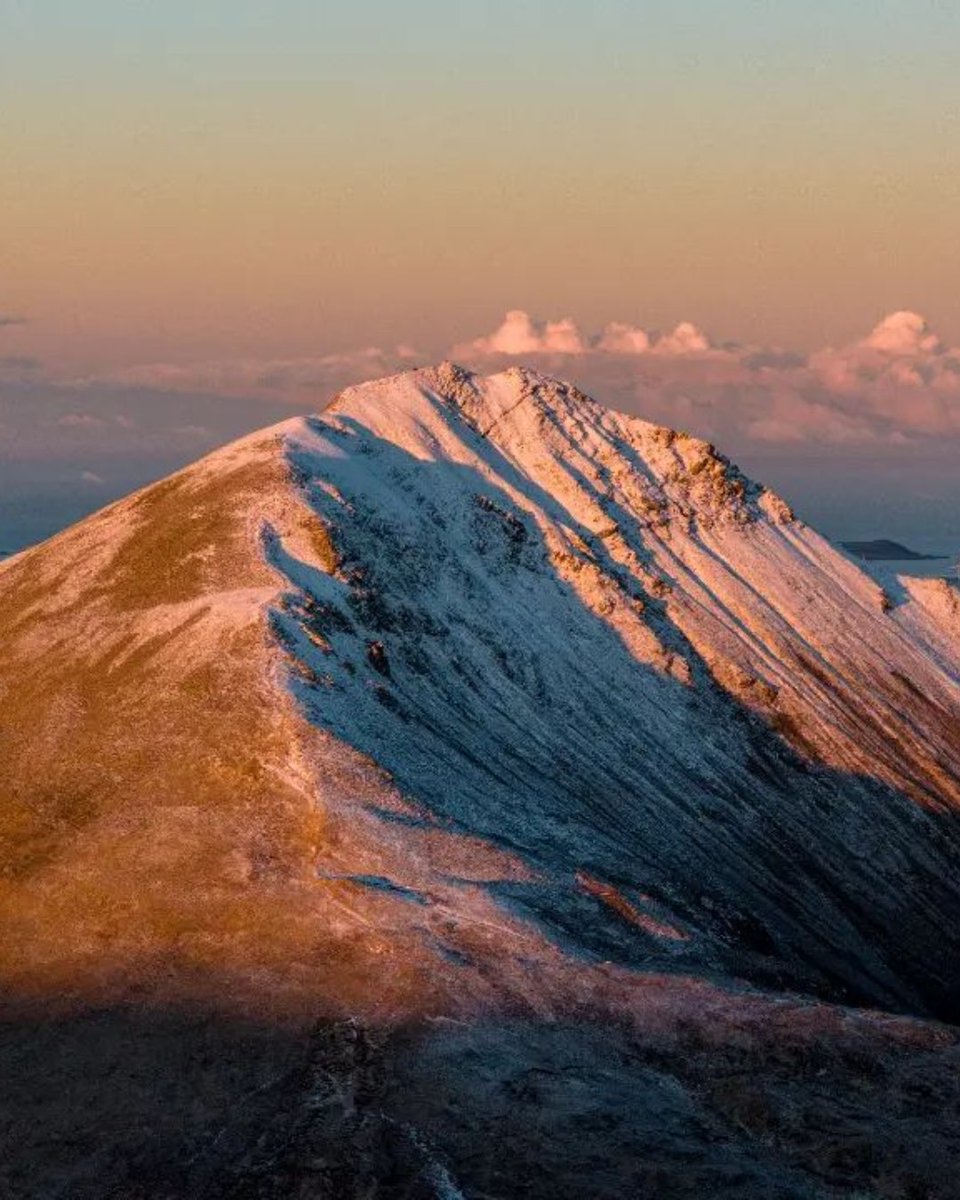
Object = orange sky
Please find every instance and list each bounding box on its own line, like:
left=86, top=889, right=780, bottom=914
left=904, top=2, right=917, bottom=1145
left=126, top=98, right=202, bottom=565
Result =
left=3, top=3, right=960, bottom=373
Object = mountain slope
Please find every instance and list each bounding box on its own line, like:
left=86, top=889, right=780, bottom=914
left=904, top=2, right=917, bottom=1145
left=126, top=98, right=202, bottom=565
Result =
left=3, top=362, right=960, bottom=1016
left=271, top=362, right=960, bottom=1019
left=3, top=363, right=960, bottom=1197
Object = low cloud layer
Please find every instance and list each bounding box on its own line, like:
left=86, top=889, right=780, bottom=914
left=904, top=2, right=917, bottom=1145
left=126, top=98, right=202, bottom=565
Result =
left=3, top=309, right=960, bottom=554
left=75, top=346, right=421, bottom=404
left=454, top=309, right=960, bottom=448
left=5, top=311, right=960, bottom=471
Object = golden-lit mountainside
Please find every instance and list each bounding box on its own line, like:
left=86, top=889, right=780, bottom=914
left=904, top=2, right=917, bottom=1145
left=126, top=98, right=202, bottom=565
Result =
left=3, top=365, right=960, bottom=1198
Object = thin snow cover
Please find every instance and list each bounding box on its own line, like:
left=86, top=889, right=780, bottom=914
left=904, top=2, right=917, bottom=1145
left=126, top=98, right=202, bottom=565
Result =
left=7, top=361, right=960, bottom=1198
left=6, top=361, right=960, bottom=1023
left=265, top=362, right=960, bottom=1019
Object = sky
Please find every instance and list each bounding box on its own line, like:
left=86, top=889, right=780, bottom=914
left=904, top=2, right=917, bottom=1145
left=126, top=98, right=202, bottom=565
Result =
left=2, top=2, right=960, bottom=554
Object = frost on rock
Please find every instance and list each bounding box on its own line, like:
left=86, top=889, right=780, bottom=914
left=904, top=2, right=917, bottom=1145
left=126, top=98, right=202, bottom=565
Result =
left=263, top=363, right=960, bottom=1023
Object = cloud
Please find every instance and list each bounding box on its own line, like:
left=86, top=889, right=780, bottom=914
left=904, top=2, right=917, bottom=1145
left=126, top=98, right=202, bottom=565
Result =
left=810, top=311, right=960, bottom=396
left=741, top=349, right=808, bottom=372
left=0, top=378, right=294, bottom=464
left=596, top=322, right=651, bottom=354
left=863, top=311, right=941, bottom=356
left=0, top=315, right=27, bottom=330
left=0, top=355, right=41, bottom=370
left=80, top=470, right=105, bottom=485
left=53, top=411, right=138, bottom=432
left=452, top=309, right=960, bottom=448
left=0, top=355, right=41, bottom=382
left=11, top=309, right=960, bottom=461
left=650, top=321, right=713, bottom=356
left=459, top=309, right=724, bottom=360
left=466, top=310, right=587, bottom=355
left=57, top=412, right=107, bottom=429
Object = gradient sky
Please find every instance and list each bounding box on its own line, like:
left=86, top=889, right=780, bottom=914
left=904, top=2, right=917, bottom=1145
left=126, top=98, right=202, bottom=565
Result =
left=4, top=1, right=960, bottom=371
left=3, top=3, right=960, bottom=557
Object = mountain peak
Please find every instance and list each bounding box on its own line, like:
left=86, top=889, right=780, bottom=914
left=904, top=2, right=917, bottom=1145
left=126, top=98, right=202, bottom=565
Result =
left=324, top=361, right=790, bottom=535
left=6, top=363, right=960, bottom=1193
left=3, top=364, right=960, bottom=1027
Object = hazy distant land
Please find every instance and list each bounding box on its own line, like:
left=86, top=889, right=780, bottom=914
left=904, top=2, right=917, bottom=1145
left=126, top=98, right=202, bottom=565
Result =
left=841, top=538, right=949, bottom=561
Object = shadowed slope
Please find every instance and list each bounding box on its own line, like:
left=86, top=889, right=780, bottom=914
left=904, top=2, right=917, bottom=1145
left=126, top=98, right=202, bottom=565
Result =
left=266, top=364, right=960, bottom=1020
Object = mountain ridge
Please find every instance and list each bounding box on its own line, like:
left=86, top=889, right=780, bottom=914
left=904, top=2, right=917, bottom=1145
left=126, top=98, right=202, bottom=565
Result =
left=5, top=363, right=960, bottom=1196
left=3, top=363, right=960, bottom=1021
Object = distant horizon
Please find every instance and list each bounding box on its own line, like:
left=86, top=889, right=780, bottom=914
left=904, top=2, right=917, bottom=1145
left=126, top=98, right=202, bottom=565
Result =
left=2, top=345, right=958, bottom=560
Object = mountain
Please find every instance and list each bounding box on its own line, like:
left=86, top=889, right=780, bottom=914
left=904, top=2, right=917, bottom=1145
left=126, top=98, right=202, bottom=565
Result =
left=3, top=363, right=960, bottom=1198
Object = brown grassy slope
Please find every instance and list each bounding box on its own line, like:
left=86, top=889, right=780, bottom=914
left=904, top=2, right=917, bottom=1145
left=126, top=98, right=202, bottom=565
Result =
left=0, top=437, right=339, bottom=1015
left=0, top=431, right=620, bottom=1024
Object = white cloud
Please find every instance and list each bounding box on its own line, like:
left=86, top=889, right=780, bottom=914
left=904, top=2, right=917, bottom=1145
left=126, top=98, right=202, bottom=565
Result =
left=453, top=309, right=960, bottom=447
left=14, top=308, right=960, bottom=455
left=465, top=310, right=587, bottom=356
left=597, top=322, right=651, bottom=354
left=461, top=310, right=722, bottom=359
left=863, top=311, right=942, bottom=356
left=811, top=311, right=960, bottom=396
left=650, top=321, right=713, bottom=356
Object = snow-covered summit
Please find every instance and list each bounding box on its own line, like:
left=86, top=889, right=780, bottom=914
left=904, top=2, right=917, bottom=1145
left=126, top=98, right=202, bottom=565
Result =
left=331, top=361, right=789, bottom=531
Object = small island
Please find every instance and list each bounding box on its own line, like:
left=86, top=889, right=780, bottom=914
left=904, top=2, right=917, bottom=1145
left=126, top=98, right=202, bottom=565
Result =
left=841, top=539, right=949, bottom=562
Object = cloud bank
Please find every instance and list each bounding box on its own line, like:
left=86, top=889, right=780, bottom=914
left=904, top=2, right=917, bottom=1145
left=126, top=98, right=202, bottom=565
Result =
left=453, top=309, right=960, bottom=448
left=462, top=310, right=718, bottom=359
left=5, top=312, right=960, bottom=469
left=74, top=346, right=421, bottom=403
left=4, top=308, right=960, bottom=557
left=70, top=307, right=960, bottom=450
